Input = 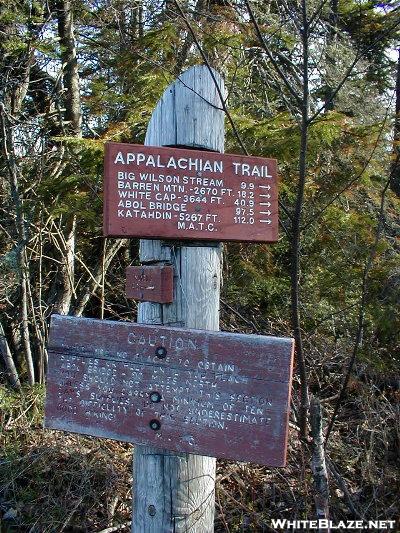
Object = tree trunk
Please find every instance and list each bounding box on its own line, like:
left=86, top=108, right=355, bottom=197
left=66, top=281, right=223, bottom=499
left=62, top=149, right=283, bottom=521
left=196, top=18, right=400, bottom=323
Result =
left=0, top=321, right=21, bottom=389
left=290, top=0, right=310, bottom=439
left=324, top=0, right=339, bottom=112
left=53, top=0, right=82, bottom=315
left=55, top=215, right=76, bottom=315
left=390, top=49, right=400, bottom=196
left=310, top=396, right=330, bottom=532
left=0, top=105, right=35, bottom=385
left=54, top=0, right=82, bottom=136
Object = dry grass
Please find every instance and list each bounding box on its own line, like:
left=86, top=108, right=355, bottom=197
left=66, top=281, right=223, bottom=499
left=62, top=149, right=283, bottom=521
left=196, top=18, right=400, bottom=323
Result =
left=0, top=374, right=398, bottom=532
left=0, top=385, right=132, bottom=532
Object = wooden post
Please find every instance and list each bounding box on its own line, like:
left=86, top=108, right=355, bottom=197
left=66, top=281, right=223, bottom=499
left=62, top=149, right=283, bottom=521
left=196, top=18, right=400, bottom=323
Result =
left=132, top=65, right=225, bottom=532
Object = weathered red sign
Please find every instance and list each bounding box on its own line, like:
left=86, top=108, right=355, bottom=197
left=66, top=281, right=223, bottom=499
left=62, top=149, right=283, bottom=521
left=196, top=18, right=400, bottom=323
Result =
left=45, top=315, right=294, bottom=466
left=126, top=265, right=174, bottom=303
left=103, top=143, right=278, bottom=242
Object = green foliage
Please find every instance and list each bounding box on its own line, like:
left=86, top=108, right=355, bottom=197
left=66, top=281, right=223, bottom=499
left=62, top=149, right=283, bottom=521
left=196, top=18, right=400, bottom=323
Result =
left=309, top=112, right=346, bottom=149
left=36, top=139, right=104, bottom=229
left=0, top=385, right=45, bottom=454
left=337, top=0, right=399, bottom=90
left=0, top=246, right=21, bottom=275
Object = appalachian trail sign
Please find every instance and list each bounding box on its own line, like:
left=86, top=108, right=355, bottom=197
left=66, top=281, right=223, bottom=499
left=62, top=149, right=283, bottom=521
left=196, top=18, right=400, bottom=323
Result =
left=103, top=143, right=278, bottom=242
left=45, top=65, right=294, bottom=533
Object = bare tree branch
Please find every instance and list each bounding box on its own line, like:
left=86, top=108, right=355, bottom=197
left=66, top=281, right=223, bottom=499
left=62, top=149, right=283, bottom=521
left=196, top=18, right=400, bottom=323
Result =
left=324, top=167, right=394, bottom=445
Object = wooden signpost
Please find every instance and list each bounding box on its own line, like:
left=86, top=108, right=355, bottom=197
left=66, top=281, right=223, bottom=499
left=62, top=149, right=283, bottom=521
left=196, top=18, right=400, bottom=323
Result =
left=45, top=314, right=294, bottom=466
left=45, top=65, right=293, bottom=532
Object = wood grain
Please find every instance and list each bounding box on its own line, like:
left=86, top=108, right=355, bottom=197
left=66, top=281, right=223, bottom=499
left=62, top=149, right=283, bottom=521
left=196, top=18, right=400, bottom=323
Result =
left=45, top=314, right=294, bottom=466
left=135, top=65, right=225, bottom=533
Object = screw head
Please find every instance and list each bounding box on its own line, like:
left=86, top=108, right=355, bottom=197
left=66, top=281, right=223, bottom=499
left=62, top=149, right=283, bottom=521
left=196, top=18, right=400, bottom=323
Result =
left=149, top=419, right=161, bottom=431
left=155, top=346, right=167, bottom=358
left=149, top=391, right=162, bottom=403
left=148, top=504, right=156, bottom=516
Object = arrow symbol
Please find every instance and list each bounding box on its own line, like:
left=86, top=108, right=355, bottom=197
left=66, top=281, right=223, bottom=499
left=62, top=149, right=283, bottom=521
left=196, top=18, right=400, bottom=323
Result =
left=260, top=202, right=271, bottom=207
left=259, top=185, right=271, bottom=190
left=260, top=194, right=271, bottom=198
left=260, top=219, right=272, bottom=224
left=260, top=210, right=271, bottom=215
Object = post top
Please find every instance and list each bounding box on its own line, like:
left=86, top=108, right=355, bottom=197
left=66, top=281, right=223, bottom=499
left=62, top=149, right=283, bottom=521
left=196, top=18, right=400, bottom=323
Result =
left=145, top=65, right=225, bottom=153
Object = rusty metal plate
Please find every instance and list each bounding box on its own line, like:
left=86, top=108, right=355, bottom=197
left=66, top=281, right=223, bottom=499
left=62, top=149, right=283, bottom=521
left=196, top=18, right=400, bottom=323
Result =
left=103, top=143, right=278, bottom=243
left=45, top=315, right=294, bottom=466
left=126, top=265, right=174, bottom=303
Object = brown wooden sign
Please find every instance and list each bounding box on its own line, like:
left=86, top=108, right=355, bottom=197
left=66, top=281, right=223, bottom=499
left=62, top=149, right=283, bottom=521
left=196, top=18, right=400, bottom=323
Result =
left=45, top=315, right=294, bottom=466
left=126, top=265, right=174, bottom=303
left=103, top=143, right=278, bottom=242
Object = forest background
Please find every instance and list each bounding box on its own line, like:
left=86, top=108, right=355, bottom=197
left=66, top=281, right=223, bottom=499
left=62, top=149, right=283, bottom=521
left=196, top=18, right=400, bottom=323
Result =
left=0, top=0, right=399, bottom=531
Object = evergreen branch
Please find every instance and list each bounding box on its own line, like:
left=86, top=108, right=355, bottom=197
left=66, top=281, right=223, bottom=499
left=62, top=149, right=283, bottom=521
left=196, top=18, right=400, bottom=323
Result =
left=309, top=15, right=400, bottom=123
left=244, top=0, right=303, bottom=105
left=302, top=100, right=393, bottom=230
left=308, top=0, right=331, bottom=28
left=324, top=162, right=395, bottom=446
left=172, top=0, right=249, bottom=156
